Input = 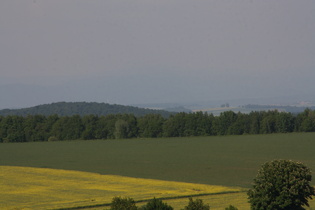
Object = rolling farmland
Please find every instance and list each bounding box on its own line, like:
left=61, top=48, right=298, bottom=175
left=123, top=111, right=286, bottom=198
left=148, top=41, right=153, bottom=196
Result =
left=0, top=166, right=244, bottom=209
left=1, top=133, right=315, bottom=209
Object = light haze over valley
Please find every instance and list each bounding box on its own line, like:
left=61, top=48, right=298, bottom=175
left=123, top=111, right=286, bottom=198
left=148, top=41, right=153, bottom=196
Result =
left=1, top=0, right=314, bottom=110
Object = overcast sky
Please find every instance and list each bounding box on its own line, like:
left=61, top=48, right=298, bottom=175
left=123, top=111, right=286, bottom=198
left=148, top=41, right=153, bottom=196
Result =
left=0, top=0, right=314, bottom=109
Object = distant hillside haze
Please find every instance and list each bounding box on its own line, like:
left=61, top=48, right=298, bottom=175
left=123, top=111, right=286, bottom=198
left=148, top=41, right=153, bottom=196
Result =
left=0, top=102, right=173, bottom=117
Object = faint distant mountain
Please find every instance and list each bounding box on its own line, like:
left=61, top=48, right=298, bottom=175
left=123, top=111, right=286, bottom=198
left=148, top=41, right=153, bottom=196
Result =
left=0, top=102, right=173, bottom=117
left=242, top=104, right=315, bottom=114
left=163, top=106, right=192, bottom=113
left=132, top=103, right=193, bottom=112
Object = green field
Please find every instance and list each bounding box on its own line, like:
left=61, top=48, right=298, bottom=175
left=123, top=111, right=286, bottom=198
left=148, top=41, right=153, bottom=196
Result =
left=1, top=133, right=315, bottom=188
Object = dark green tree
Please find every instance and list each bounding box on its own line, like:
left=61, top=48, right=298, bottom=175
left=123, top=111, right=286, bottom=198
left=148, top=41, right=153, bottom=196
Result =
left=138, top=114, right=165, bottom=138
left=162, top=113, right=186, bottom=137
left=140, top=197, right=173, bottom=210
left=298, top=109, right=315, bottom=132
left=100, top=114, right=117, bottom=139
left=81, top=115, right=98, bottom=140
left=183, top=198, right=210, bottom=210
left=1, top=115, right=25, bottom=142
left=228, top=112, right=248, bottom=135
left=248, top=160, right=315, bottom=210
left=23, top=115, right=48, bottom=142
left=260, top=114, right=276, bottom=134
left=114, top=119, right=130, bottom=139
left=248, top=111, right=262, bottom=134
left=215, top=111, right=237, bottom=135
left=50, top=115, right=84, bottom=140
left=275, top=112, right=294, bottom=133
left=65, top=115, right=84, bottom=140
left=93, top=115, right=111, bottom=139
left=110, top=196, right=137, bottom=210
left=120, top=114, right=139, bottom=138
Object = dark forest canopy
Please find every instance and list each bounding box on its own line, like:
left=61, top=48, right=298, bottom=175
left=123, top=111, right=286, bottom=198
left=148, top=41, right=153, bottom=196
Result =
left=0, top=109, right=315, bottom=143
left=0, top=102, right=173, bottom=118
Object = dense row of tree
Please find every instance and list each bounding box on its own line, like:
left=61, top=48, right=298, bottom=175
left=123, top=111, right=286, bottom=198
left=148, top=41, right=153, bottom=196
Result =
left=0, top=109, right=315, bottom=143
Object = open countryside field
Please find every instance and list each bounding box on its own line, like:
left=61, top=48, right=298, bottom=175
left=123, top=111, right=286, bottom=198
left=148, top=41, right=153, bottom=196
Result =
left=0, top=166, right=245, bottom=209
left=1, top=133, right=315, bottom=187
left=1, top=166, right=315, bottom=210
left=1, top=133, right=315, bottom=209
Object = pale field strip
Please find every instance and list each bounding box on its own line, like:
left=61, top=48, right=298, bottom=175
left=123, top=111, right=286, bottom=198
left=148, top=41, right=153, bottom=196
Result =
left=0, top=166, right=244, bottom=210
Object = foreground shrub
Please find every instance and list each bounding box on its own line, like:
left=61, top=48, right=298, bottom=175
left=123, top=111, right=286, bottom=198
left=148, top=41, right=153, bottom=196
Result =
left=110, top=196, right=137, bottom=210
left=140, top=197, right=173, bottom=210
left=183, top=197, right=210, bottom=210
left=247, top=159, right=315, bottom=210
left=225, top=205, right=238, bottom=210
left=48, top=136, right=58, bottom=141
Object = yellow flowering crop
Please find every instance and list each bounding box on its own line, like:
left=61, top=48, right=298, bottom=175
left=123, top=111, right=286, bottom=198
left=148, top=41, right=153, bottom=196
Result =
left=0, top=166, right=244, bottom=209
left=2, top=166, right=315, bottom=209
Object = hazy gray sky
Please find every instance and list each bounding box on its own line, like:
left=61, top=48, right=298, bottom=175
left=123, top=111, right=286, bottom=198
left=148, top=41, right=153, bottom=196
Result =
left=0, top=0, right=314, bottom=108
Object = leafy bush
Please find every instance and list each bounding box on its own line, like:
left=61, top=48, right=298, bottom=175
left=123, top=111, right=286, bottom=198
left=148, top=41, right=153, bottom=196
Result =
left=110, top=196, right=137, bottom=210
left=48, top=136, right=58, bottom=141
left=183, top=197, right=210, bottom=210
left=225, top=205, right=238, bottom=210
left=140, top=197, right=173, bottom=210
left=248, top=159, right=315, bottom=210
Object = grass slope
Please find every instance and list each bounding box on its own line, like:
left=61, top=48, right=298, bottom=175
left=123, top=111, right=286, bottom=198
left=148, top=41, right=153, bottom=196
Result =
left=1, top=133, right=315, bottom=188
left=0, top=166, right=243, bottom=210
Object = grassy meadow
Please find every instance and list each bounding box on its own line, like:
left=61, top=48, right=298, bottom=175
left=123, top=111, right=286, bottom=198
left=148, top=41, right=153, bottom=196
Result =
left=1, top=133, right=315, bottom=209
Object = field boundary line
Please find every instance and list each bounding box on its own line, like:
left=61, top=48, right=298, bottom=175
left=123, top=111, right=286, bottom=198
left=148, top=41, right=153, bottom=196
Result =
left=54, top=190, right=247, bottom=210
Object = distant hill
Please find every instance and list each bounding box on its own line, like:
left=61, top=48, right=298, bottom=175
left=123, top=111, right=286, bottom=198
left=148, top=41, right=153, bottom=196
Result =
left=242, top=104, right=315, bottom=114
left=0, top=102, right=173, bottom=117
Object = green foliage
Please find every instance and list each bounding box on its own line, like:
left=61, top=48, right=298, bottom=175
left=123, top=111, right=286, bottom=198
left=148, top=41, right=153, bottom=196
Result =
left=140, top=197, right=173, bottom=210
left=48, top=136, right=58, bottom=142
left=248, top=160, right=315, bottom=210
left=298, top=109, right=315, bottom=132
left=183, top=198, right=210, bottom=210
left=216, top=111, right=237, bottom=135
left=114, top=119, right=130, bottom=139
left=225, top=205, right=238, bottom=210
left=110, top=196, right=138, bottom=210
left=138, top=114, right=165, bottom=138
left=260, top=114, right=276, bottom=134
left=162, top=112, right=213, bottom=137
left=1, top=108, right=315, bottom=143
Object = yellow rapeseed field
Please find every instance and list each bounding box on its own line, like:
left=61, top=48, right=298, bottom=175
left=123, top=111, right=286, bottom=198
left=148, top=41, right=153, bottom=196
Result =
left=0, top=166, right=245, bottom=210
left=3, top=166, right=315, bottom=210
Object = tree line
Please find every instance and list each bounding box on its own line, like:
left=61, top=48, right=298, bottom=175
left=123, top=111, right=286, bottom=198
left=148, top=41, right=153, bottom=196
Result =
left=0, top=109, right=315, bottom=143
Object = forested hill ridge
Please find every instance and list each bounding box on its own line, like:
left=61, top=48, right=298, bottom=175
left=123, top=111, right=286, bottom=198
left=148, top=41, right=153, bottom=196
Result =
left=0, top=102, right=173, bottom=117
